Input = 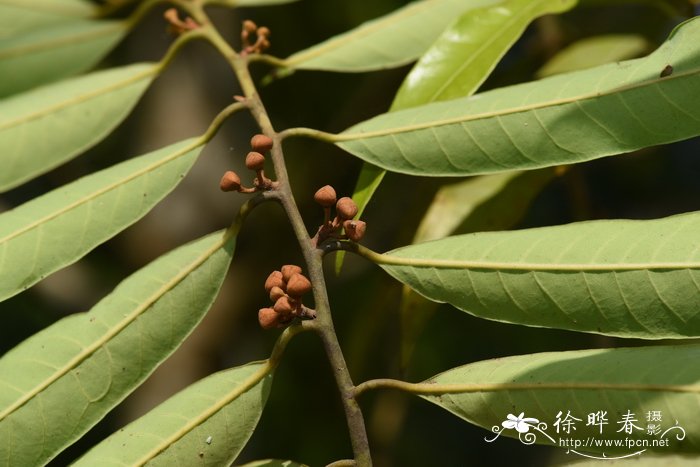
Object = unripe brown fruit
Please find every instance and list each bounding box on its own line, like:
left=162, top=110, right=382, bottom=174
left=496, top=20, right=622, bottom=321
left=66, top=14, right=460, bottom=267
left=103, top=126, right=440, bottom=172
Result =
left=269, top=286, right=285, bottom=302
left=336, top=197, right=358, bottom=220
left=258, top=307, right=279, bottom=329
left=286, top=273, right=311, bottom=297
left=264, top=270, right=284, bottom=292
left=250, top=134, right=273, bottom=153
left=314, top=185, right=337, bottom=207
left=245, top=151, right=265, bottom=171
left=273, top=296, right=295, bottom=316
left=281, top=264, right=302, bottom=282
left=220, top=171, right=241, bottom=192
left=343, top=220, right=367, bottom=242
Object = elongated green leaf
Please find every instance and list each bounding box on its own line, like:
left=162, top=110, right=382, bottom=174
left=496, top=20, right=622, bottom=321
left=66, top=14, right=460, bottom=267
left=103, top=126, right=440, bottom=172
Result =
left=400, top=168, right=559, bottom=369
left=0, top=62, right=160, bottom=192
left=566, top=454, right=700, bottom=466
left=0, top=0, right=96, bottom=38
left=282, top=0, right=499, bottom=72
left=337, top=16, right=700, bottom=176
left=214, top=0, right=300, bottom=5
left=74, top=362, right=271, bottom=466
left=0, top=19, right=128, bottom=96
left=0, top=137, right=204, bottom=303
left=537, top=34, right=650, bottom=78
left=420, top=344, right=700, bottom=453
left=393, top=0, right=577, bottom=109
left=0, top=230, right=237, bottom=466
left=238, top=461, right=308, bottom=467
left=379, top=210, right=700, bottom=339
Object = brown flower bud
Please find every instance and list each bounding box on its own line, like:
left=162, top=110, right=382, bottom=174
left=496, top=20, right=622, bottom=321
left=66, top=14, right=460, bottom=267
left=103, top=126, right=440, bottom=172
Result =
left=250, top=134, right=273, bottom=153
left=269, top=286, right=285, bottom=303
left=314, top=185, right=337, bottom=207
left=242, top=20, right=257, bottom=33
left=264, top=270, right=284, bottom=292
left=281, top=264, right=303, bottom=282
left=220, top=171, right=241, bottom=192
left=336, top=197, right=358, bottom=220
left=286, top=273, right=311, bottom=297
left=258, top=307, right=279, bottom=329
left=245, top=151, right=265, bottom=171
left=273, top=295, right=295, bottom=316
left=343, top=220, right=366, bottom=242
left=257, top=26, right=271, bottom=37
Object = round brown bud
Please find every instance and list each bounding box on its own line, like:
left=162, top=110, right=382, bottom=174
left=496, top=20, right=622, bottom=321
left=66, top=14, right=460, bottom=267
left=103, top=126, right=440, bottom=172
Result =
left=258, top=307, right=279, bottom=329
left=286, top=273, right=311, bottom=297
left=273, top=295, right=295, bottom=316
left=269, top=286, right=285, bottom=303
left=314, top=185, right=337, bottom=208
left=250, top=134, right=273, bottom=153
left=243, top=20, right=257, bottom=33
left=281, top=264, right=302, bottom=282
left=343, top=220, right=367, bottom=242
left=336, top=197, right=358, bottom=220
left=257, top=26, right=271, bottom=37
left=245, top=151, right=265, bottom=171
left=220, top=171, right=241, bottom=192
left=264, top=270, right=284, bottom=292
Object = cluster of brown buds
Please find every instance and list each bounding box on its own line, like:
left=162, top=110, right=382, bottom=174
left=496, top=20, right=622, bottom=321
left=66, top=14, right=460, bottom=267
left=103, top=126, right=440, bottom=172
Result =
left=312, top=185, right=367, bottom=246
left=241, top=20, right=271, bottom=55
left=258, top=265, right=316, bottom=329
left=220, top=134, right=277, bottom=193
left=163, top=8, right=199, bottom=34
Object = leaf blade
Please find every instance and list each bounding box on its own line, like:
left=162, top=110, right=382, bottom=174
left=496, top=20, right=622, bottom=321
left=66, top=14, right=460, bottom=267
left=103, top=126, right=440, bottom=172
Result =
left=0, top=62, right=160, bottom=192
left=0, top=0, right=96, bottom=38
left=74, top=362, right=271, bottom=466
left=0, top=137, right=204, bottom=303
left=337, top=16, right=700, bottom=176
left=392, top=0, right=577, bottom=109
left=379, top=210, right=700, bottom=338
left=282, top=0, right=500, bottom=72
left=0, top=19, right=128, bottom=96
left=421, top=344, right=700, bottom=452
left=0, top=230, right=237, bottom=466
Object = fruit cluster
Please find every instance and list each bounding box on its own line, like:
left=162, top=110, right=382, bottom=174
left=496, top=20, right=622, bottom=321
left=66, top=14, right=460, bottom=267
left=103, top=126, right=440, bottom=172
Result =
left=313, top=185, right=366, bottom=245
left=258, top=265, right=316, bottom=329
left=220, top=134, right=275, bottom=193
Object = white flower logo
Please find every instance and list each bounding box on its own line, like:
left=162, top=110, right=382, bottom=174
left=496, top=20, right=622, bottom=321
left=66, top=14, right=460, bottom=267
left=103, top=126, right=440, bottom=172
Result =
left=502, top=412, right=540, bottom=433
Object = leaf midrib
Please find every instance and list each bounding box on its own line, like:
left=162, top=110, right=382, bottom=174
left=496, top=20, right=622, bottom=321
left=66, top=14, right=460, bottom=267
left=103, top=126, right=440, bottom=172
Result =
left=0, top=64, right=158, bottom=132
left=337, top=67, right=697, bottom=142
left=0, top=223, right=229, bottom=422
left=0, top=137, right=202, bottom=247
left=417, top=381, right=700, bottom=395
left=0, top=21, right=125, bottom=59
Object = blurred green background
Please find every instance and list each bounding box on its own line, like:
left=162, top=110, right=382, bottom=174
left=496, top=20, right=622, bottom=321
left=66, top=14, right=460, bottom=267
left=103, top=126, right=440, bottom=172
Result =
left=1, top=0, right=699, bottom=465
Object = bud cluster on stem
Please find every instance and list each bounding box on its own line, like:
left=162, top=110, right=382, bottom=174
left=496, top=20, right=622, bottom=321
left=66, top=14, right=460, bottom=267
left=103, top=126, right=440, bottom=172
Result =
left=241, top=20, right=271, bottom=55
left=258, top=265, right=317, bottom=329
left=220, top=134, right=277, bottom=193
left=312, top=185, right=367, bottom=247
left=163, top=8, right=199, bottom=34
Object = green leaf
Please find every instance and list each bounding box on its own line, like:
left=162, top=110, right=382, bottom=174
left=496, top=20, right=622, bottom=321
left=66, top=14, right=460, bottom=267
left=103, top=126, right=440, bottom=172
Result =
left=537, top=34, right=650, bottom=78
left=378, top=210, right=700, bottom=339
left=237, top=460, right=308, bottom=467
left=400, top=168, right=559, bottom=369
left=0, top=19, right=128, bottom=97
left=564, top=454, right=700, bottom=466
left=0, top=0, right=96, bottom=38
left=392, top=0, right=577, bottom=109
left=0, top=137, right=204, bottom=303
left=215, top=0, right=301, bottom=5
left=74, top=362, right=271, bottom=466
left=0, top=230, right=237, bottom=466
left=337, top=16, right=700, bottom=176
left=0, top=62, right=160, bottom=192
left=282, top=0, right=499, bottom=72
left=420, top=344, right=700, bottom=453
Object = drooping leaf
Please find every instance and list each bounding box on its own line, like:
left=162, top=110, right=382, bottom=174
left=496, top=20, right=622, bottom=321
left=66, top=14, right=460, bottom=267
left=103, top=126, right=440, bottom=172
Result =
left=537, top=34, right=650, bottom=78
left=337, top=16, right=700, bottom=176
left=0, top=230, right=237, bottom=466
left=420, top=344, right=700, bottom=453
left=0, top=0, right=96, bottom=38
left=74, top=362, right=271, bottom=466
left=0, top=62, right=160, bottom=192
left=213, top=0, right=301, bottom=5
left=0, top=137, right=204, bottom=303
left=392, top=0, right=577, bottom=109
left=378, top=210, right=700, bottom=339
left=400, top=168, right=560, bottom=369
left=237, top=459, right=308, bottom=467
left=0, top=19, right=128, bottom=96
left=281, top=0, right=499, bottom=72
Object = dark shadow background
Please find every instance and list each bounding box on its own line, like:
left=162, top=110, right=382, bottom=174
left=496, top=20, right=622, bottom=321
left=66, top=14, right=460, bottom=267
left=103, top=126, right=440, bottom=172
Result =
left=1, top=0, right=699, bottom=466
